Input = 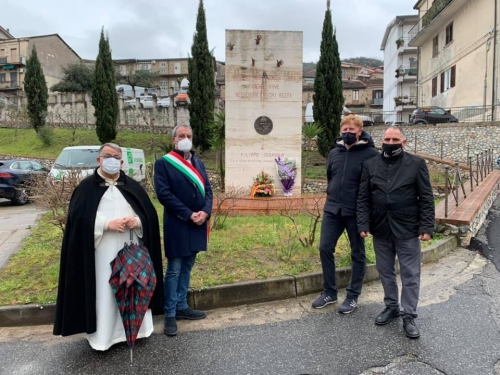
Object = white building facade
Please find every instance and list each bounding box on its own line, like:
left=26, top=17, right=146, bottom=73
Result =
left=381, top=15, right=419, bottom=123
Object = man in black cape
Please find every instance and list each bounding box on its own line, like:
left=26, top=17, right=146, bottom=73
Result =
left=53, top=143, right=163, bottom=339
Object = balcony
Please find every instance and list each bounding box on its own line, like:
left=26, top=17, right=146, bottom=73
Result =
left=409, top=0, right=469, bottom=47
left=396, top=65, right=417, bottom=82
left=394, top=96, right=417, bottom=111
left=0, top=81, right=21, bottom=90
left=0, top=56, right=27, bottom=67
left=371, top=98, right=384, bottom=106
left=395, top=36, right=418, bottom=55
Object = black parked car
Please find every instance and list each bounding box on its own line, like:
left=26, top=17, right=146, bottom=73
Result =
left=0, top=159, right=48, bottom=205
left=410, top=106, right=459, bottom=124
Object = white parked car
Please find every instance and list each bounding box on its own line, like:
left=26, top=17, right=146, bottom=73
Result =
left=157, top=97, right=171, bottom=108
left=124, top=96, right=153, bottom=109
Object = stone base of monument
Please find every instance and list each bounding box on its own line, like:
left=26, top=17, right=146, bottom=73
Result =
left=213, top=194, right=326, bottom=215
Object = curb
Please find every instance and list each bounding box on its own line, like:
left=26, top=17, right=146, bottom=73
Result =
left=0, top=236, right=458, bottom=327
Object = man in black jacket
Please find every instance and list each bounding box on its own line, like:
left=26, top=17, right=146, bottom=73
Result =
left=312, top=115, right=379, bottom=314
left=357, top=126, right=435, bottom=338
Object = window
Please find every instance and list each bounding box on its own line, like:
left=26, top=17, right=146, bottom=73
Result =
left=445, top=22, right=453, bottom=45
left=30, top=162, right=45, bottom=171
left=119, top=65, right=127, bottom=74
left=10, top=48, right=17, bottom=62
left=138, top=64, right=150, bottom=71
left=0, top=49, right=5, bottom=57
left=432, top=76, right=438, bottom=97
left=19, top=161, right=32, bottom=171
left=431, top=107, right=447, bottom=115
left=451, top=65, right=456, bottom=88
left=160, top=62, right=166, bottom=67
left=160, top=80, right=168, bottom=89
left=352, top=90, right=359, bottom=101
left=433, top=35, right=439, bottom=57
left=441, top=65, right=456, bottom=92
left=160, top=68, right=166, bottom=73
left=0, top=73, right=5, bottom=82
left=342, top=69, right=346, bottom=78
left=373, top=90, right=383, bottom=99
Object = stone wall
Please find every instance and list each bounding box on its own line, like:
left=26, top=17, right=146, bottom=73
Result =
left=0, top=92, right=189, bottom=129
left=366, top=122, right=500, bottom=163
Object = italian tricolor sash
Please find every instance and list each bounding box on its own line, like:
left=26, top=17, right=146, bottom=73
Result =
left=163, top=152, right=205, bottom=197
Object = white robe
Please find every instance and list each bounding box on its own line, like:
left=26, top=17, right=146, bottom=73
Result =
left=87, top=181, right=154, bottom=351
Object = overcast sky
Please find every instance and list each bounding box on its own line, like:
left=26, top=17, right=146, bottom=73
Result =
left=2, top=0, right=417, bottom=62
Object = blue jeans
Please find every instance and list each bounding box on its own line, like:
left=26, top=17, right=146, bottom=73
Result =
left=164, top=254, right=197, bottom=317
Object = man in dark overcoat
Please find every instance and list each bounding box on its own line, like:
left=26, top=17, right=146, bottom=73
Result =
left=357, top=126, right=435, bottom=338
left=154, top=124, right=213, bottom=336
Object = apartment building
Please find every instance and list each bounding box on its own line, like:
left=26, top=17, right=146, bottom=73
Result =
left=409, top=0, right=496, bottom=114
left=302, top=64, right=384, bottom=113
left=0, top=29, right=80, bottom=98
left=113, top=57, right=222, bottom=97
left=381, top=14, right=419, bottom=122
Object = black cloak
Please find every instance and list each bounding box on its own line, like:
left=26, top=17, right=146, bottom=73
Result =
left=53, top=169, right=164, bottom=337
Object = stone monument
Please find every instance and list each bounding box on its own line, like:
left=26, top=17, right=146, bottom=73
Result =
left=225, top=30, right=303, bottom=196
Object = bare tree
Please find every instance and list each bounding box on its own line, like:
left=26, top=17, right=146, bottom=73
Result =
left=277, top=196, right=324, bottom=247
left=29, top=169, right=84, bottom=233
left=52, top=107, right=87, bottom=145
left=3, top=104, right=30, bottom=137
left=211, top=185, right=247, bottom=230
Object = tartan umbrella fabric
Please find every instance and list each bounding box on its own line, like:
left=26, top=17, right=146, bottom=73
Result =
left=109, top=232, right=157, bottom=364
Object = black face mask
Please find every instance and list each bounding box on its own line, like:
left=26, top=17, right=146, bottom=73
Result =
left=382, top=143, right=403, bottom=157
left=341, top=132, right=357, bottom=145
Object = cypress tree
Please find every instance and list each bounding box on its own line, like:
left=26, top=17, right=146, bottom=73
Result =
left=24, top=46, right=48, bottom=133
left=313, top=0, right=344, bottom=157
left=188, top=0, right=215, bottom=152
left=92, top=28, right=118, bottom=143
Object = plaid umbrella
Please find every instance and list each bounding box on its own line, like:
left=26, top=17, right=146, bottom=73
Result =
left=109, top=230, right=157, bottom=364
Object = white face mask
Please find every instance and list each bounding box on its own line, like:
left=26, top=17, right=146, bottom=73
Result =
left=101, top=157, right=121, bottom=175
left=177, top=138, right=192, bottom=152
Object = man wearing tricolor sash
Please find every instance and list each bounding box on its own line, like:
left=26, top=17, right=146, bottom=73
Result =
left=154, top=124, right=213, bottom=337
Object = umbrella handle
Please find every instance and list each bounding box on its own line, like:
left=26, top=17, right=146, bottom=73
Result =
left=130, top=348, right=133, bottom=364
left=130, top=229, right=133, bottom=244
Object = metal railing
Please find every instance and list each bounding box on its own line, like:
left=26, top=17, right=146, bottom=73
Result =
left=408, top=0, right=452, bottom=44
left=443, top=148, right=495, bottom=217
left=468, top=148, right=494, bottom=190
left=349, top=104, right=500, bottom=125
left=398, top=65, right=417, bottom=76
left=422, top=0, right=452, bottom=28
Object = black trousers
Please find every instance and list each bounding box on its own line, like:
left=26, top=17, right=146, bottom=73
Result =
left=319, top=210, right=366, bottom=299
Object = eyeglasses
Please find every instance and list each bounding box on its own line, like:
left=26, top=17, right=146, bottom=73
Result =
left=100, top=154, right=122, bottom=160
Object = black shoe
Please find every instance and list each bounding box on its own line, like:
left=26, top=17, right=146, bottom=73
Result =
left=176, top=307, right=207, bottom=320
left=375, top=307, right=400, bottom=325
left=403, top=317, right=420, bottom=338
left=311, top=293, right=338, bottom=309
left=164, top=317, right=178, bottom=336
left=338, top=298, right=358, bottom=314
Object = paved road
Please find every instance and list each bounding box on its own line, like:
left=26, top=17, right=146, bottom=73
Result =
left=1, top=245, right=499, bottom=375
left=0, top=199, right=45, bottom=269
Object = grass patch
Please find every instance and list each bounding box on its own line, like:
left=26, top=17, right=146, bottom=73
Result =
left=0, top=203, right=442, bottom=306
left=0, top=217, right=61, bottom=306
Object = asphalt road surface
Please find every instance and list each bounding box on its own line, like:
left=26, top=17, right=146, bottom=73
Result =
left=1, top=244, right=499, bottom=375
left=0, top=199, right=44, bottom=270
